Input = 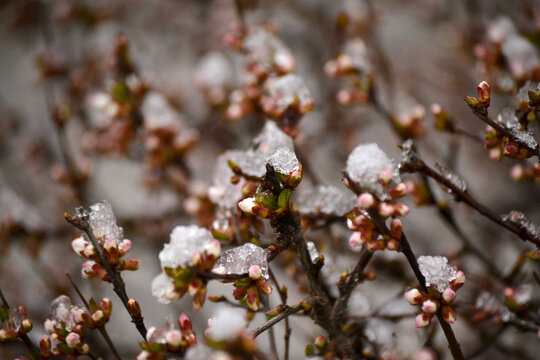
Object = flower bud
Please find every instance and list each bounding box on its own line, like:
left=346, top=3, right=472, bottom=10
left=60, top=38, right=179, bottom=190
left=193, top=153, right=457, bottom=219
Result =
left=122, top=258, right=140, bottom=271
left=314, top=335, right=327, bottom=349
left=451, top=270, right=466, bottom=289
left=79, top=343, right=90, bottom=354
left=378, top=168, right=393, bottom=185
left=178, top=313, right=193, bottom=333
left=287, top=168, right=303, bottom=188
left=404, top=288, right=423, bottom=305
left=477, top=81, right=490, bottom=106
left=442, top=305, right=456, bottom=324
left=122, top=239, right=132, bottom=253
left=92, top=310, right=107, bottom=327
left=421, top=299, right=438, bottom=314
left=249, top=265, right=262, bottom=280
left=206, top=240, right=221, bottom=258
left=21, top=319, right=32, bottom=334
left=66, top=332, right=81, bottom=349
left=246, top=286, right=260, bottom=311
left=390, top=218, right=403, bottom=239
left=389, top=182, right=408, bottom=199
left=0, top=329, right=17, bottom=342
left=127, top=299, right=142, bottom=318
left=44, top=319, right=55, bottom=334
left=99, top=298, right=112, bottom=317
left=393, top=203, right=410, bottom=217
left=349, top=232, right=362, bottom=248
left=357, top=193, right=375, bottom=209
left=39, top=336, right=52, bottom=357
left=378, top=202, right=394, bottom=217
left=166, top=329, right=183, bottom=349
left=386, top=239, right=400, bottom=251
left=257, top=278, right=272, bottom=295
left=238, top=197, right=257, bottom=215
left=415, top=312, right=431, bottom=328
left=71, top=237, right=87, bottom=256
left=442, top=288, right=456, bottom=304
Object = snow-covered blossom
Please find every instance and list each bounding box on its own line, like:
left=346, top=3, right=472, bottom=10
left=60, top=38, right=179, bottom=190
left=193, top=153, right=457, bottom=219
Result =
left=266, top=146, right=300, bottom=175
left=346, top=143, right=400, bottom=199
left=213, top=243, right=269, bottom=279
left=158, top=225, right=215, bottom=269
left=206, top=306, right=247, bottom=342
left=417, top=256, right=457, bottom=292
left=261, top=74, right=314, bottom=116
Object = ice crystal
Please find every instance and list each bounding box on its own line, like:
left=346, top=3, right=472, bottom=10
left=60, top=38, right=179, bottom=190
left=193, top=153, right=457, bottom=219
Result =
left=253, top=121, right=294, bottom=154
left=213, top=243, right=268, bottom=279
left=266, top=146, right=300, bottom=174
left=497, top=108, right=519, bottom=130
left=210, top=151, right=245, bottom=209
left=206, top=306, right=247, bottom=342
left=346, top=143, right=400, bottom=199
left=264, top=74, right=313, bottom=113
left=159, top=225, right=215, bottom=269
left=50, top=295, right=77, bottom=331
left=417, top=256, right=457, bottom=292
left=510, top=128, right=538, bottom=149
left=517, top=82, right=540, bottom=103
left=244, top=27, right=294, bottom=73
left=141, top=92, right=183, bottom=131
left=87, top=200, right=124, bottom=246
left=306, top=242, right=319, bottom=263
left=501, top=211, right=540, bottom=239
left=434, top=163, right=467, bottom=193
left=1, top=308, right=22, bottom=331
left=296, top=185, right=356, bottom=216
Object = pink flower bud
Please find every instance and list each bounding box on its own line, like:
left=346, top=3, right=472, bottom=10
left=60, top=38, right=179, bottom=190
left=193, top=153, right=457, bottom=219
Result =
left=103, top=238, right=116, bottom=252
left=378, top=202, right=394, bottom=217
left=238, top=197, right=257, bottom=215
left=389, top=182, right=408, bottom=199
left=122, top=258, right=140, bottom=271
left=477, top=81, right=490, bottom=105
left=65, top=332, right=81, bottom=349
left=393, top=203, right=410, bottom=217
left=404, top=288, right=423, bottom=305
left=122, top=239, right=132, bottom=253
left=92, top=310, right=106, bottom=326
left=249, top=265, right=262, bottom=280
left=99, top=298, right=112, bottom=316
left=79, top=343, right=90, bottom=354
left=452, top=270, right=466, bottom=289
left=347, top=217, right=358, bottom=231
left=178, top=313, right=193, bottom=333
left=442, top=288, right=456, bottom=304
left=39, top=336, right=51, bottom=357
left=166, top=329, right=183, bottom=348
left=378, top=168, right=393, bottom=185
left=71, top=237, right=87, bottom=256
left=349, top=232, right=362, bottom=248
left=207, top=240, right=221, bottom=258
left=314, top=335, right=327, bottom=349
left=415, top=312, right=431, bottom=328
left=421, top=299, right=438, bottom=314
left=390, top=218, right=403, bottom=239
left=44, top=319, right=55, bottom=334
left=357, top=193, right=375, bottom=209
left=127, top=299, right=141, bottom=317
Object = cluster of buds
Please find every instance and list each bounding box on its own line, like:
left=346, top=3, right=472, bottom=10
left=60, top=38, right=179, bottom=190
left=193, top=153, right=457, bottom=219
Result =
left=517, top=82, right=540, bottom=120
left=138, top=314, right=196, bottom=360
left=72, top=236, right=139, bottom=280
left=484, top=125, right=536, bottom=160
left=325, top=39, right=373, bottom=106
left=464, top=81, right=491, bottom=116
left=160, top=240, right=221, bottom=310
left=346, top=179, right=410, bottom=253
left=41, top=296, right=95, bottom=358
left=404, top=271, right=465, bottom=328
left=259, top=74, right=314, bottom=128
left=0, top=305, right=32, bottom=343
left=204, top=307, right=256, bottom=357
left=226, top=264, right=272, bottom=311
left=510, top=163, right=540, bottom=183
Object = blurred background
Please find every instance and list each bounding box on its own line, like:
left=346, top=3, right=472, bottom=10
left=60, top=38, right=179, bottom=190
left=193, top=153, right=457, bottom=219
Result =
left=1, top=0, right=540, bottom=359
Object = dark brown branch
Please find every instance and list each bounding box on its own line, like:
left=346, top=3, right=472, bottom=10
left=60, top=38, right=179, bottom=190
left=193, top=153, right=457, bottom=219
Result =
left=65, top=272, right=123, bottom=360
left=402, top=159, right=540, bottom=247
left=64, top=213, right=147, bottom=339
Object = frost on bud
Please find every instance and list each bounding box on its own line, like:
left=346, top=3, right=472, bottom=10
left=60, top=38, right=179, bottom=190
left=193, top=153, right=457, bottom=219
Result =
left=442, top=306, right=456, bottom=324
left=405, top=288, right=423, bottom=305
left=248, top=265, right=263, bottom=280
left=357, top=193, right=375, bottom=209
left=421, top=299, right=438, bottom=314
left=442, top=288, right=456, bottom=304
left=238, top=197, right=257, bottom=215
left=127, top=299, right=141, bottom=317
left=65, top=332, right=81, bottom=349
left=415, top=312, right=431, bottom=328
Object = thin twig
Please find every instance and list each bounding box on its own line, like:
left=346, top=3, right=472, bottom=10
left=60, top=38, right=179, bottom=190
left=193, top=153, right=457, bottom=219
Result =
left=254, top=304, right=304, bottom=337
left=64, top=213, right=147, bottom=339
left=65, top=272, right=123, bottom=360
